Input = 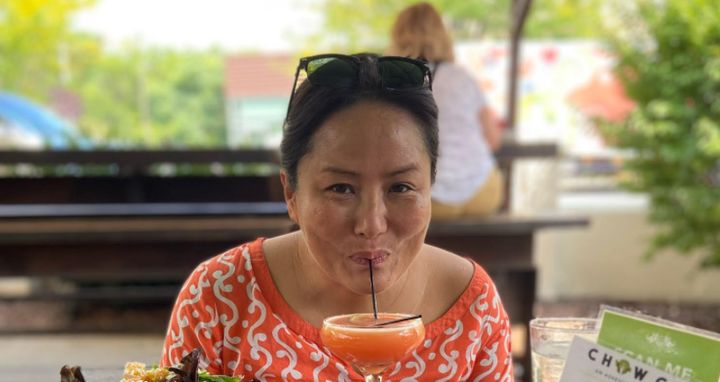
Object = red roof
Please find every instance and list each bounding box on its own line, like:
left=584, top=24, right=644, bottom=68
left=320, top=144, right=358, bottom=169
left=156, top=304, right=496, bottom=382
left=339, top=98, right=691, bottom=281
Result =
left=50, top=88, right=83, bottom=122
left=224, top=54, right=296, bottom=98
left=567, top=71, right=636, bottom=123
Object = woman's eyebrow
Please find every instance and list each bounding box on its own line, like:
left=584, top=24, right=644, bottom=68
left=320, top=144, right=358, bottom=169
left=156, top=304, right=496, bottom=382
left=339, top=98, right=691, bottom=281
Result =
left=320, top=164, right=419, bottom=177
left=321, top=166, right=359, bottom=177
left=388, top=164, right=419, bottom=177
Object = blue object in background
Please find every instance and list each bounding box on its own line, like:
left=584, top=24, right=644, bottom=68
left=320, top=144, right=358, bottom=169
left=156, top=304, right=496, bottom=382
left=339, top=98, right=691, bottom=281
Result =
left=0, top=91, right=91, bottom=149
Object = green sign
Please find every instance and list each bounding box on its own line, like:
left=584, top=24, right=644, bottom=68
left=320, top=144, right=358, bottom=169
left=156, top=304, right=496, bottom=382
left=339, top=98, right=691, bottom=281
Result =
left=597, top=308, right=720, bottom=382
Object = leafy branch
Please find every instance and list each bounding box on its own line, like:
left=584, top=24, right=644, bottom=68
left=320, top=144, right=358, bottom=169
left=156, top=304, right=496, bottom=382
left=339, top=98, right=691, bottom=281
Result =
left=602, top=0, right=720, bottom=268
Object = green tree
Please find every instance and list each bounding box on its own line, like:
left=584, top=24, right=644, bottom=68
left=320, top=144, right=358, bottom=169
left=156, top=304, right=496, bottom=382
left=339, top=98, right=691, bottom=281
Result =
left=304, top=0, right=606, bottom=53
left=304, top=0, right=506, bottom=53
left=0, top=0, right=95, bottom=100
left=0, top=0, right=224, bottom=147
left=525, top=0, right=606, bottom=38
left=142, top=48, right=225, bottom=147
left=71, top=44, right=225, bottom=147
left=602, top=0, right=720, bottom=268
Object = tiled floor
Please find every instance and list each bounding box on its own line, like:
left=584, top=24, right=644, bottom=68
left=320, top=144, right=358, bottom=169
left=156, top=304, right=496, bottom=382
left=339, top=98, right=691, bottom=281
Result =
left=0, top=334, right=163, bottom=381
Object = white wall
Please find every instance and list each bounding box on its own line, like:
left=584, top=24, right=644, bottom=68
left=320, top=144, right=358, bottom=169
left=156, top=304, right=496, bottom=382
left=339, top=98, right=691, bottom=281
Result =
left=535, top=193, right=720, bottom=303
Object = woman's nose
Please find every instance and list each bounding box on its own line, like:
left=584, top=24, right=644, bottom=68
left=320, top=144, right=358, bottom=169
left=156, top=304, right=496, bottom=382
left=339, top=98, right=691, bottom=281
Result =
left=353, top=193, right=388, bottom=239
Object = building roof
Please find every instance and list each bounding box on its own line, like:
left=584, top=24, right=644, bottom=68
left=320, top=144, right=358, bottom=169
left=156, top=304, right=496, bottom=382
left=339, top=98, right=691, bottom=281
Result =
left=567, top=71, right=636, bottom=123
left=224, top=54, right=296, bottom=98
left=51, top=88, right=83, bottom=122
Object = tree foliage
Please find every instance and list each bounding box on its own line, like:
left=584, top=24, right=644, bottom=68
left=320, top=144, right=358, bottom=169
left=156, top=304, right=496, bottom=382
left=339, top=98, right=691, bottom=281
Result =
left=602, top=0, right=720, bottom=268
left=0, top=0, right=226, bottom=147
left=305, top=0, right=606, bottom=53
left=524, top=0, right=606, bottom=38
left=0, top=0, right=95, bottom=100
left=72, top=45, right=225, bottom=147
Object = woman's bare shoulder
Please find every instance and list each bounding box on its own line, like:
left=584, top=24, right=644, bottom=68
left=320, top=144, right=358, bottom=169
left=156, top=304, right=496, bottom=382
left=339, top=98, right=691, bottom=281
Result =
left=263, top=233, right=296, bottom=259
left=261, top=232, right=298, bottom=282
left=419, top=244, right=475, bottom=316
left=422, top=244, right=474, bottom=276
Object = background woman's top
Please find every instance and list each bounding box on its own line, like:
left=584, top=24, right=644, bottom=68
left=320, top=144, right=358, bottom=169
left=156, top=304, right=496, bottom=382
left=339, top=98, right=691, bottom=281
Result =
left=431, top=62, right=497, bottom=204
left=160, top=238, right=513, bottom=381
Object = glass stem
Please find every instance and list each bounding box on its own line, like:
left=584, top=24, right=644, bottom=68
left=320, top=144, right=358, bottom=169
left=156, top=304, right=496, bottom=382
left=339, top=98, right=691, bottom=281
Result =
left=364, top=375, right=382, bottom=382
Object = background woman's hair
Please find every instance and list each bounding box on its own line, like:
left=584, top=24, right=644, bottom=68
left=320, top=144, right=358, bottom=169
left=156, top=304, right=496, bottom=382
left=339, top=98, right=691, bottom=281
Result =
left=280, top=53, right=438, bottom=190
left=388, top=2, right=455, bottom=62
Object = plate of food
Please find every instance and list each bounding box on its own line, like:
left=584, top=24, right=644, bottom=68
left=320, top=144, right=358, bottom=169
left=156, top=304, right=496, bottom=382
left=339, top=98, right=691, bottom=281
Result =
left=60, top=349, right=257, bottom=382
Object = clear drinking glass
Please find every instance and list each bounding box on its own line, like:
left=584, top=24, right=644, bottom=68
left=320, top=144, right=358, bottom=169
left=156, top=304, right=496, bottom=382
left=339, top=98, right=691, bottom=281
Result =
left=529, top=317, right=598, bottom=382
left=320, top=313, right=425, bottom=382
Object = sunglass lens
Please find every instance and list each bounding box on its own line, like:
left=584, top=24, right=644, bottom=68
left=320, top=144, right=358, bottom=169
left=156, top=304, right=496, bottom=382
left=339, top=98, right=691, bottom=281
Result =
left=379, top=60, right=426, bottom=89
left=307, top=57, right=357, bottom=87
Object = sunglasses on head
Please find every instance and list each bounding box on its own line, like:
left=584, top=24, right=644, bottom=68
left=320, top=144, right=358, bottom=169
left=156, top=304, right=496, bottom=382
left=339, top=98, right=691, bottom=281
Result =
left=284, top=54, right=433, bottom=126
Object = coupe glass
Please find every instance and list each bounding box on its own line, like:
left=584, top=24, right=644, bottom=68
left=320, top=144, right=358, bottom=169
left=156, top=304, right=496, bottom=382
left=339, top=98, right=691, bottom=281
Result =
left=320, top=313, right=425, bottom=382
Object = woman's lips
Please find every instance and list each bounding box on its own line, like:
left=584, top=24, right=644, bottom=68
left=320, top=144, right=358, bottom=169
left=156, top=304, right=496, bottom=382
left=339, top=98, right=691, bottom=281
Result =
left=350, top=251, right=389, bottom=266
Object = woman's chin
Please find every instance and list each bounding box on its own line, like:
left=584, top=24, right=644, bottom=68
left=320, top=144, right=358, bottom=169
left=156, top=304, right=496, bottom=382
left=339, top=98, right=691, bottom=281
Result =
left=345, top=275, right=393, bottom=296
left=343, top=281, right=377, bottom=296
left=332, top=262, right=397, bottom=296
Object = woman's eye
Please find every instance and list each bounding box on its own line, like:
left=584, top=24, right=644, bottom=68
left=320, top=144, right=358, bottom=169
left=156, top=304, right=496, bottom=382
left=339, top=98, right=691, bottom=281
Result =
left=389, top=183, right=412, bottom=193
left=328, top=184, right=354, bottom=194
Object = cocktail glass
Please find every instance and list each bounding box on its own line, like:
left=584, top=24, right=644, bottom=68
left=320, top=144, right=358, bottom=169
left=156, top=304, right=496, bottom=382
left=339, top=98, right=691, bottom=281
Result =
left=320, top=313, right=425, bottom=382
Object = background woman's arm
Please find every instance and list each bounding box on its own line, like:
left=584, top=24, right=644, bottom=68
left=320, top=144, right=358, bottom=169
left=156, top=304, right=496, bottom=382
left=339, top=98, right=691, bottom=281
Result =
left=479, top=106, right=503, bottom=153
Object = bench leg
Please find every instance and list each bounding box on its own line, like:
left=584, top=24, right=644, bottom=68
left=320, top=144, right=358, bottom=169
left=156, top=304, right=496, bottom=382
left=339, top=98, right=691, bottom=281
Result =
left=490, top=269, right=536, bottom=382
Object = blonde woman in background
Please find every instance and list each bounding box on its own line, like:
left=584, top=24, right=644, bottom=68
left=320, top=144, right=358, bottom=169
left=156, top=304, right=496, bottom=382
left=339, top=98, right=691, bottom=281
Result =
left=388, top=2, right=505, bottom=219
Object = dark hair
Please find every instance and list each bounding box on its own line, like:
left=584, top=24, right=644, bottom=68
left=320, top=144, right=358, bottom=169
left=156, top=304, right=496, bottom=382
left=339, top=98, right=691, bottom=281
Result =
left=280, top=53, right=439, bottom=189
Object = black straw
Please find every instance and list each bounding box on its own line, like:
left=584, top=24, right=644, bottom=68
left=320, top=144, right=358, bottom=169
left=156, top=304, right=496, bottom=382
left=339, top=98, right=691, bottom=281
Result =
left=368, top=259, right=378, bottom=320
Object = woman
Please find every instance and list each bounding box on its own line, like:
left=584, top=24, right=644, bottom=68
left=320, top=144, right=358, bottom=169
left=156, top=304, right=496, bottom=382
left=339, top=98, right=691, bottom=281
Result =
left=160, top=53, right=512, bottom=381
left=388, top=2, right=505, bottom=219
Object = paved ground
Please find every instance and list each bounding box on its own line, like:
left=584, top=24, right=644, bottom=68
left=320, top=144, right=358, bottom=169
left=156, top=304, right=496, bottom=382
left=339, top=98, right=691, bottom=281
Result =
left=0, top=334, right=163, bottom=381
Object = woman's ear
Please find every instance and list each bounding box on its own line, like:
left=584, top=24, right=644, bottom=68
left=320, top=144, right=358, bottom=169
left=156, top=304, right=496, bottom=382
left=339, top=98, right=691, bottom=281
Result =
left=280, top=170, right=298, bottom=223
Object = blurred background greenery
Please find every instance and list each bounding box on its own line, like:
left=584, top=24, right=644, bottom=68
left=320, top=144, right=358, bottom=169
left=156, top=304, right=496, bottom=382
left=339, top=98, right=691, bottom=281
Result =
left=1, top=0, right=610, bottom=148
left=599, top=0, right=720, bottom=267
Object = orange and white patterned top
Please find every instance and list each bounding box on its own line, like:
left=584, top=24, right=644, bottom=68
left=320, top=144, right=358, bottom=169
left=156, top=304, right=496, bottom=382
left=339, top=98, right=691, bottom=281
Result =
left=160, top=238, right=513, bottom=381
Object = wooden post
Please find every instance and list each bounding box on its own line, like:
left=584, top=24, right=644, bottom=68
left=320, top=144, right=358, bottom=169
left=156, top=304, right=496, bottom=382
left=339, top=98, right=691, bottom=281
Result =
left=508, top=1, right=533, bottom=379
left=507, top=0, right=533, bottom=134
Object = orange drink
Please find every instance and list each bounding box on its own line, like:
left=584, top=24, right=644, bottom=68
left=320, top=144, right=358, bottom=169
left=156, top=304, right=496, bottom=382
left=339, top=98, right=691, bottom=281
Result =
left=320, top=313, right=425, bottom=381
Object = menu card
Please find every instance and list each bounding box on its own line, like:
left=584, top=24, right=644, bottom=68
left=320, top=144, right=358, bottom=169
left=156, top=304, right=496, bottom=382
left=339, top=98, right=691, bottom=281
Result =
left=559, top=337, right=681, bottom=382
left=596, top=307, right=720, bottom=382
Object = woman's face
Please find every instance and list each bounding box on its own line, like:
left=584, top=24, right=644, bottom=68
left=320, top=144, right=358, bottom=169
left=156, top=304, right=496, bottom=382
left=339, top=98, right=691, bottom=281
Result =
left=283, top=100, right=432, bottom=295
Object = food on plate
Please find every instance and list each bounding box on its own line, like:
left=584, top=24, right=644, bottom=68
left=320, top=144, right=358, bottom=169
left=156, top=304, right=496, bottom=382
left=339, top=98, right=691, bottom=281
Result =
left=60, top=348, right=254, bottom=382
left=60, top=366, right=86, bottom=382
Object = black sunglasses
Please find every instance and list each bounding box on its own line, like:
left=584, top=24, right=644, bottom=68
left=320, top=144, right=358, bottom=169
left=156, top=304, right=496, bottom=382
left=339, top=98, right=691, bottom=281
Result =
left=284, top=54, right=433, bottom=126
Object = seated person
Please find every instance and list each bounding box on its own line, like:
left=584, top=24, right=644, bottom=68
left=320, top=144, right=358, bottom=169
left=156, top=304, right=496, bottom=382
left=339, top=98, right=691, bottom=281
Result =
left=388, top=2, right=505, bottom=219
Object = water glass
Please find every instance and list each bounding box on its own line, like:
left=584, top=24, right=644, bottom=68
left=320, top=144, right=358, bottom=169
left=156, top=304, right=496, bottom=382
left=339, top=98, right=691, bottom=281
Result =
left=529, top=317, right=598, bottom=382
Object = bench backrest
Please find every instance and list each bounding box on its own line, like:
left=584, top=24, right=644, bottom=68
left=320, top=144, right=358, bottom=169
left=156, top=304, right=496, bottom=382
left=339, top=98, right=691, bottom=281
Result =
left=0, top=149, right=284, bottom=204
left=0, top=143, right=556, bottom=207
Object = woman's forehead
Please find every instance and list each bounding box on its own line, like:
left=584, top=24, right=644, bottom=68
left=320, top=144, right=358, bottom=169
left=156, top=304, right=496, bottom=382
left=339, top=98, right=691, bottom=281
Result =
left=316, top=102, right=422, bottom=147
left=302, top=101, right=429, bottom=172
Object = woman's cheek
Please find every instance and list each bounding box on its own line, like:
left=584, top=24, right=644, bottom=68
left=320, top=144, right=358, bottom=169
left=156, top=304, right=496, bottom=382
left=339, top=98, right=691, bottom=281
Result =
left=394, top=196, right=431, bottom=231
left=309, top=201, right=349, bottom=236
